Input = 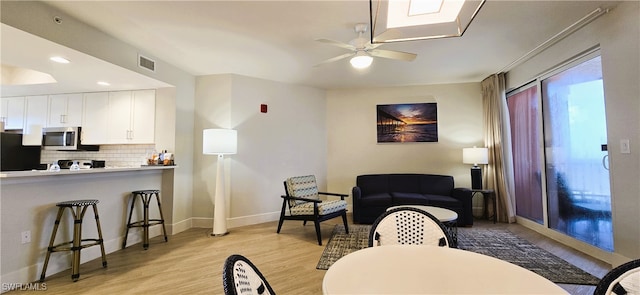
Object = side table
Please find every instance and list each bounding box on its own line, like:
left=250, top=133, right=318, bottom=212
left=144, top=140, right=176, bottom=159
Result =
left=471, top=189, right=497, bottom=223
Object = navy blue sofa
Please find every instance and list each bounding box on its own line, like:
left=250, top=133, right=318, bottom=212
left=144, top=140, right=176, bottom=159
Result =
left=352, top=174, right=473, bottom=226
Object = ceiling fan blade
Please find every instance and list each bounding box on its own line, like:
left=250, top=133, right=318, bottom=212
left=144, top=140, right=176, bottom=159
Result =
left=315, top=38, right=356, bottom=50
left=314, top=52, right=354, bottom=67
left=369, top=49, right=417, bottom=61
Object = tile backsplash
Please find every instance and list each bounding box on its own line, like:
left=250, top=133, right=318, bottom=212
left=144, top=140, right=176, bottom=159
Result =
left=41, top=144, right=157, bottom=167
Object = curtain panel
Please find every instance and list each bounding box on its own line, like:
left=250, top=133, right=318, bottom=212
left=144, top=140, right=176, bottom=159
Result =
left=481, top=73, right=516, bottom=223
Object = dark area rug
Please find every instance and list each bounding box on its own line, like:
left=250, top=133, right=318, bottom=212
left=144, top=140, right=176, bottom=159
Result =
left=457, top=227, right=601, bottom=285
left=316, top=224, right=369, bottom=270
left=317, top=225, right=601, bottom=286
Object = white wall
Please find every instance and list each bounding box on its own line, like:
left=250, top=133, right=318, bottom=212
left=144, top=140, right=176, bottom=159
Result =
left=193, top=74, right=328, bottom=228
left=326, top=83, right=484, bottom=211
left=506, top=1, right=640, bottom=265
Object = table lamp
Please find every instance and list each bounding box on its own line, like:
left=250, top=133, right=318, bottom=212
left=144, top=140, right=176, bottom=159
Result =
left=203, top=128, right=237, bottom=236
left=463, top=146, right=488, bottom=189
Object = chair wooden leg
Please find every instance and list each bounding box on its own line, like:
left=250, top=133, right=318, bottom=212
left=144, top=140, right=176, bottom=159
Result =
left=314, top=220, right=322, bottom=246
left=277, top=203, right=286, bottom=233
left=341, top=212, right=349, bottom=234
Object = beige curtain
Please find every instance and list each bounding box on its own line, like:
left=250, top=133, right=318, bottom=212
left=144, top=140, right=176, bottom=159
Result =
left=481, top=73, right=516, bottom=223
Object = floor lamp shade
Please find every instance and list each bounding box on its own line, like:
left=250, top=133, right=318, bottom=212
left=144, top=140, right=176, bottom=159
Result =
left=463, top=147, right=488, bottom=190
left=203, top=129, right=237, bottom=155
left=203, top=129, right=237, bottom=236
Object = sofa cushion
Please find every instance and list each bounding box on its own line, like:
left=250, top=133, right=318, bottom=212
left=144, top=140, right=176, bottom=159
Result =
left=357, top=175, right=390, bottom=196
left=391, top=192, right=429, bottom=204
left=360, top=193, right=393, bottom=206
left=419, top=175, right=454, bottom=195
left=388, top=174, right=423, bottom=193
left=423, top=194, right=460, bottom=206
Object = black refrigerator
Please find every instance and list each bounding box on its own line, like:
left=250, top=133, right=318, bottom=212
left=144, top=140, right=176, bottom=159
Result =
left=1, top=132, right=42, bottom=171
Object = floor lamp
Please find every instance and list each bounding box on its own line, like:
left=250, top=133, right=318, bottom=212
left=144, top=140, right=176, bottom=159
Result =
left=203, top=128, right=237, bottom=236
left=463, top=146, right=488, bottom=190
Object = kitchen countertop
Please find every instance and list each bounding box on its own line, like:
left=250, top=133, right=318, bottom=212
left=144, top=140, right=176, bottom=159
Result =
left=0, top=165, right=176, bottom=179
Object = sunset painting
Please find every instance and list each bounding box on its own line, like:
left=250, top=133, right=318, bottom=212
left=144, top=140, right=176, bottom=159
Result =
left=376, top=103, right=438, bottom=143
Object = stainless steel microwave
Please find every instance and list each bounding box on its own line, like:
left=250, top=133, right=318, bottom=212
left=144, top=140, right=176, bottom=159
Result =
left=42, top=127, right=99, bottom=151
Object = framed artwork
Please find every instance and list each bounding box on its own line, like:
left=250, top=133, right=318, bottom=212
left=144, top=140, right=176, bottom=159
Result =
left=377, top=103, right=438, bottom=143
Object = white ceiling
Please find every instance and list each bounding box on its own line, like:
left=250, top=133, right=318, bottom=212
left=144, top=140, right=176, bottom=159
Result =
left=1, top=1, right=619, bottom=96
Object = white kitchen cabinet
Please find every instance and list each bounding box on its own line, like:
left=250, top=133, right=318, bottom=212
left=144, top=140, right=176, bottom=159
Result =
left=107, top=90, right=155, bottom=144
left=1, top=96, right=26, bottom=130
left=81, top=92, right=109, bottom=144
left=23, top=95, right=48, bottom=145
left=48, top=93, right=83, bottom=127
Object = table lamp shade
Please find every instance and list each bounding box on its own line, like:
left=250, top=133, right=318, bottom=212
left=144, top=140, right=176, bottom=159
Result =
left=463, top=147, right=488, bottom=166
left=203, top=129, right=237, bottom=155
left=463, top=147, right=488, bottom=190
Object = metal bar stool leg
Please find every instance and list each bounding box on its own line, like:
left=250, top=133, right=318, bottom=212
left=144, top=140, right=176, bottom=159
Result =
left=142, top=193, right=150, bottom=249
left=122, top=193, right=138, bottom=249
left=92, top=204, right=108, bottom=268
left=70, top=205, right=89, bottom=281
left=153, top=191, right=168, bottom=242
left=40, top=206, right=66, bottom=282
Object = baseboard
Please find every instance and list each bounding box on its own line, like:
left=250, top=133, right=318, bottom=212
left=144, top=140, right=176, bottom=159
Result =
left=191, top=211, right=281, bottom=229
left=169, top=218, right=192, bottom=235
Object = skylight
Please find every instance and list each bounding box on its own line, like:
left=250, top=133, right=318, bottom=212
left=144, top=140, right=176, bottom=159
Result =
left=370, top=0, right=485, bottom=43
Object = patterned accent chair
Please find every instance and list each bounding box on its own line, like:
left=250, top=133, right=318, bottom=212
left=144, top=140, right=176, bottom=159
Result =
left=223, top=254, right=275, bottom=295
left=277, top=175, right=349, bottom=245
left=368, top=207, right=454, bottom=248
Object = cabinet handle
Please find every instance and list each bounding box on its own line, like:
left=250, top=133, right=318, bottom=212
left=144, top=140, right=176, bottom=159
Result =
left=60, top=114, right=66, bottom=123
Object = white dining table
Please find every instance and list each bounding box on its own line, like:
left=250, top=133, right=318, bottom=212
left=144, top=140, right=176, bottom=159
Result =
left=322, top=245, right=569, bottom=294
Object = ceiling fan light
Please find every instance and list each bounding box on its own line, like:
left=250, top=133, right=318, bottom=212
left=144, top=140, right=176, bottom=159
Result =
left=350, top=53, right=373, bottom=69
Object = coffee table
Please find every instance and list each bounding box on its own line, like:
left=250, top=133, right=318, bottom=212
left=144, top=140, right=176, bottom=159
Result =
left=387, top=205, right=458, bottom=246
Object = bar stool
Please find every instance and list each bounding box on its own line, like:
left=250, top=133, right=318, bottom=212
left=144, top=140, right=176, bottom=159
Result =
left=40, top=199, right=107, bottom=282
left=123, top=190, right=168, bottom=250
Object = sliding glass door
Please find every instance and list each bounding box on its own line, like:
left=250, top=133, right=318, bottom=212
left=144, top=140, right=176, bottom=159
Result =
left=542, top=55, right=612, bottom=251
left=508, top=53, right=613, bottom=251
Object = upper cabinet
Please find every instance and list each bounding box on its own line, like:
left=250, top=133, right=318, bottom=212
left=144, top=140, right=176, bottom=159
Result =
left=107, top=90, right=155, bottom=144
left=82, top=92, right=109, bottom=145
left=3, top=90, right=156, bottom=145
left=48, top=93, right=83, bottom=127
left=1, top=96, right=26, bottom=130
left=23, top=95, right=48, bottom=145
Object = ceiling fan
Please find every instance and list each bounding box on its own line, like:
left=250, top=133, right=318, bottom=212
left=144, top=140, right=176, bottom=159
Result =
left=315, top=23, right=417, bottom=69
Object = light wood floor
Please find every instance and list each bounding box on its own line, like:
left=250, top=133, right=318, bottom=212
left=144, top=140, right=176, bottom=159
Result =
left=14, top=215, right=610, bottom=295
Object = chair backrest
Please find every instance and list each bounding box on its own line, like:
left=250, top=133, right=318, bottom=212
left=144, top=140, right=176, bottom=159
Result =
left=594, top=258, right=640, bottom=295
left=284, top=175, right=319, bottom=207
left=368, top=207, right=453, bottom=247
left=223, top=254, right=276, bottom=295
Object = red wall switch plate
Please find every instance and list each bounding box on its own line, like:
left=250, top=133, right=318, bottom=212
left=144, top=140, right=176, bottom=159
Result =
left=260, top=104, right=268, bottom=113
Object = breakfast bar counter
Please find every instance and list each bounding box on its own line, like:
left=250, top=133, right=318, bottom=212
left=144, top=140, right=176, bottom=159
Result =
left=1, top=165, right=176, bottom=179
left=0, top=165, right=176, bottom=285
